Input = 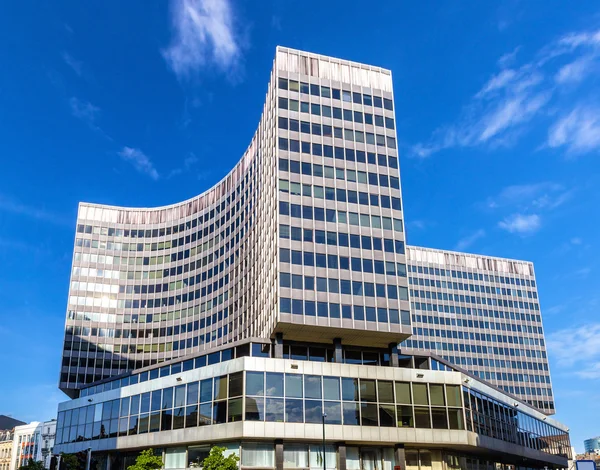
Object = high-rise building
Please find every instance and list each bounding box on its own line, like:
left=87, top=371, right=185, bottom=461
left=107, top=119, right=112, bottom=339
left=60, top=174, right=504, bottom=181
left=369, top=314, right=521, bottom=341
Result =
left=54, top=47, right=570, bottom=470
left=403, top=246, right=554, bottom=414
left=585, top=437, right=600, bottom=453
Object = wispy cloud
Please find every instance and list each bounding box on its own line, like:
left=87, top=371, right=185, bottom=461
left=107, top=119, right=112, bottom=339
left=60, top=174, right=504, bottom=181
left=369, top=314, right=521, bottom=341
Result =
left=168, top=153, right=199, bottom=178
left=454, top=229, right=485, bottom=251
left=117, top=147, right=160, bottom=180
left=62, top=52, right=84, bottom=77
left=548, top=106, right=600, bottom=155
left=547, top=323, right=600, bottom=379
left=412, top=27, right=600, bottom=158
left=486, top=182, right=572, bottom=211
left=498, top=213, right=541, bottom=234
left=0, top=194, right=69, bottom=226
left=69, top=97, right=101, bottom=130
left=485, top=182, right=573, bottom=235
left=162, top=0, right=241, bottom=80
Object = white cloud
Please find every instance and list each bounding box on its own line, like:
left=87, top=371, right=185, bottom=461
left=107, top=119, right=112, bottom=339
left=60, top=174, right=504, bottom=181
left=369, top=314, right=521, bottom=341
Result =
left=69, top=97, right=100, bottom=129
left=118, top=147, right=160, bottom=180
left=162, top=0, right=240, bottom=79
left=454, top=229, right=485, bottom=251
left=167, top=153, right=199, bottom=178
left=555, top=55, right=595, bottom=84
left=548, top=106, right=600, bottom=155
left=412, top=27, right=600, bottom=158
left=498, top=213, right=540, bottom=234
left=62, top=52, right=83, bottom=77
left=0, top=194, right=69, bottom=226
left=486, top=182, right=571, bottom=211
left=547, top=323, right=600, bottom=379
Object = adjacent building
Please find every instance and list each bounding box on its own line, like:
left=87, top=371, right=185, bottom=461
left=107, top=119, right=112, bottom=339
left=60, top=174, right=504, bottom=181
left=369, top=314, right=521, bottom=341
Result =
left=0, top=430, right=14, bottom=470
left=54, top=47, right=571, bottom=470
left=585, top=437, right=600, bottom=454
left=403, top=247, right=553, bottom=414
left=11, top=421, right=56, bottom=470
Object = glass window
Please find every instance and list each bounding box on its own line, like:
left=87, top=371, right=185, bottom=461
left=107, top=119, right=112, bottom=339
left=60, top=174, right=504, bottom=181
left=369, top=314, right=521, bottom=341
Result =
left=360, top=380, right=377, bottom=402
left=378, top=381, right=394, bottom=403
left=305, top=375, right=322, bottom=399
left=323, top=377, right=340, bottom=400
left=228, top=372, right=243, bottom=397
left=200, top=378, right=212, bottom=403
left=265, top=398, right=284, bottom=421
left=414, top=407, right=431, bottom=428
left=379, top=404, right=396, bottom=427
left=323, top=401, right=342, bottom=425
left=242, top=443, right=275, bottom=467
left=397, top=405, right=413, bottom=427
left=286, top=399, right=303, bottom=422
left=245, top=397, right=264, bottom=421
left=284, top=445, right=308, bottom=468
left=342, top=378, right=359, bottom=401
left=431, top=408, right=448, bottom=429
left=267, top=372, right=284, bottom=396
left=228, top=398, right=243, bottom=422
left=395, top=382, right=411, bottom=404
left=246, top=371, right=264, bottom=396
left=446, top=385, right=461, bottom=407
left=343, top=402, right=360, bottom=425
left=286, top=374, right=303, bottom=398
left=361, top=403, right=378, bottom=426
left=214, top=376, right=227, bottom=400
left=448, top=408, right=464, bottom=430
left=413, top=383, right=429, bottom=405
left=305, top=399, right=323, bottom=424
left=430, top=384, right=445, bottom=406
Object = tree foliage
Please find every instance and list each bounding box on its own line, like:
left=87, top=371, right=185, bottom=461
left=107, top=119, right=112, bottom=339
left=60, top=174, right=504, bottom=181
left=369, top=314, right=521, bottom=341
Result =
left=201, top=446, right=239, bottom=470
left=60, top=452, right=80, bottom=470
left=18, top=458, right=45, bottom=470
left=127, top=449, right=163, bottom=470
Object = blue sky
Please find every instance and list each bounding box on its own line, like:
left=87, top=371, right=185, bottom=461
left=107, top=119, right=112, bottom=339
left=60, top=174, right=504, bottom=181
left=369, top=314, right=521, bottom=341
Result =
left=0, top=0, right=599, bottom=451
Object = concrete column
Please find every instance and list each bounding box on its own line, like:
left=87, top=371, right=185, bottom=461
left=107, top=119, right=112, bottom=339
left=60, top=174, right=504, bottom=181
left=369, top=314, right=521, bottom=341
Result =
left=394, top=444, right=406, bottom=470
left=333, top=338, right=343, bottom=363
left=389, top=343, right=399, bottom=367
left=275, top=440, right=284, bottom=470
left=337, top=443, right=347, bottom=470
left=105, top=454, right=111, bottom=470
left=274, top=333, right=284, bottom=359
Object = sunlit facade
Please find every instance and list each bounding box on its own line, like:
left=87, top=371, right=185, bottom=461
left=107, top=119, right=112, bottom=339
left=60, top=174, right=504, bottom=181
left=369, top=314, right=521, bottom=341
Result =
left=55, top=47, right=570, bottom=470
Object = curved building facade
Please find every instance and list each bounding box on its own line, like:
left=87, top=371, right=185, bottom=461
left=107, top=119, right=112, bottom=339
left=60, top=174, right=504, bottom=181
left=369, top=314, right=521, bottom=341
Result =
left=55, top=47, right=570, bottom=470
left=61, top=46, right=411, bottom=397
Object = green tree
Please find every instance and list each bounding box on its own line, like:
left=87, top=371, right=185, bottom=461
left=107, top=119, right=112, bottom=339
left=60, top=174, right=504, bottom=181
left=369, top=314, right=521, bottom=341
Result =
left=127, top=449, right=163, bottom=470
left=60, top=452, right=80, bottom=470
left=18, top=458, right=45, bottom=470
left=201, top=446, right=239, bottom=470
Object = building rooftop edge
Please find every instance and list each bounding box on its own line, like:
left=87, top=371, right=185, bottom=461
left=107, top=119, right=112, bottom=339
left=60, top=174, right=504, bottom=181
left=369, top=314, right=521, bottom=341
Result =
left=407, top=244, right=534, bottom=267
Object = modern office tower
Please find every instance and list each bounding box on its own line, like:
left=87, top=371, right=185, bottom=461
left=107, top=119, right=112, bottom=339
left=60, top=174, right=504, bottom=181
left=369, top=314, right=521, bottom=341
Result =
left=584, top=437, right=600, bottom=453
left=54, top=47, right=571, bottom=470
left=403, top=247, right=554, bottom=415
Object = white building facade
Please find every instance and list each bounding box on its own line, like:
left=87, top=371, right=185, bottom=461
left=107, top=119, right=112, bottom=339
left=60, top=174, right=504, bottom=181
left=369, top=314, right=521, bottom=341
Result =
left=11, top=421, right=56, bottom=470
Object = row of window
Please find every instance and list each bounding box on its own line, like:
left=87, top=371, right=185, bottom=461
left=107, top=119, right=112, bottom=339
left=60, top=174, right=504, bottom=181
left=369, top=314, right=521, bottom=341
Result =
left=409, top=265, right=536, bottom=288
left=279, top=108, right=394, bottom=131
left=280, top=225, right=406, bottom=255
left=412, top=311, right=542, bottom=329
left=280, top=299, right=409, bottom=324
left=277, top=77, right=394, bottom=111
left=279, top=156, right=400, bottom=185
left=281, top=273, right=408, bottom=300
left=279, top=202, right=405, bottom=235
left=410, top=323, right=545, bottom=346
left=412, top=299, right=539, bottom=314
left=280, top=180, right=402, bottom=211
left=410, top=278, right=537, bottom=299
left=74, top=176, right=255, bottom=240
left=280, top=247, right=406, bottom=269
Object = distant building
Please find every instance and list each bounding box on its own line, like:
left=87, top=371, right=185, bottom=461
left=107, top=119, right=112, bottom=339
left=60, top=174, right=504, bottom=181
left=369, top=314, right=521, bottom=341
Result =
left=0, top=418, right=24, bottom=433
left=0, top=430, right=14, bottom=470
left=585, top=437, right=600, bottom=453
left=10, top=421, right=56, bottom=470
